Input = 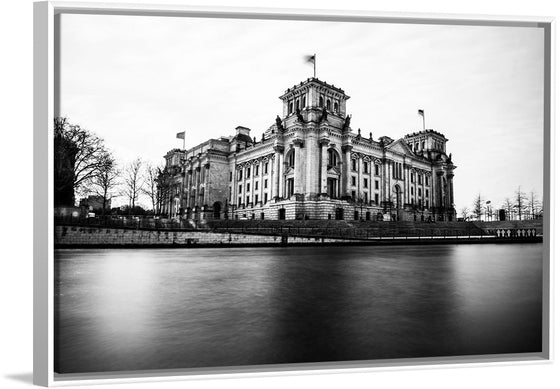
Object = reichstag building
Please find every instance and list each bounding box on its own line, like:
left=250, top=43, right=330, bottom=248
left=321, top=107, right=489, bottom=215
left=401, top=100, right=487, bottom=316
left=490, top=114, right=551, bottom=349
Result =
left=158, top=77, right=456, bottom=222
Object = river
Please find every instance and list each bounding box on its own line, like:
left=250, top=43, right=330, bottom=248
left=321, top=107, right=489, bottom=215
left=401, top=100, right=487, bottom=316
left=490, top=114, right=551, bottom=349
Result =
left=54, top=244, right=543, bottom=374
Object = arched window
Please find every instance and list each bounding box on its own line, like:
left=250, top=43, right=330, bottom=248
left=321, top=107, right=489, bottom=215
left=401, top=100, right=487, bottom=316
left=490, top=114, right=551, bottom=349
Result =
left=319, top=96, right=324, bottom=107
left=289, top=102, right=293, bottom=114
left=295, top=99, right=300, bottom=110
left=302, top=96, right=306, bottom=108
left=287, top=149, right=295, bottom=168
left=326, top=99, right=331, bottom=110
left=334, top=102, right=339, bottom=112
left=327, top=149, right=338, bottom=168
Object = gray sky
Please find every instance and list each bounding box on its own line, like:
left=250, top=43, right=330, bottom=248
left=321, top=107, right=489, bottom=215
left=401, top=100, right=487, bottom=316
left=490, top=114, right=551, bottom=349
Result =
left=59, top=13, right=544, bottom=211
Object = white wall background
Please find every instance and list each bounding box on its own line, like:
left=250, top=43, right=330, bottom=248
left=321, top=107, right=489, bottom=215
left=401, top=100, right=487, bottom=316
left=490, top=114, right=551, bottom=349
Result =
left=0, top=0, right=557, bottom=388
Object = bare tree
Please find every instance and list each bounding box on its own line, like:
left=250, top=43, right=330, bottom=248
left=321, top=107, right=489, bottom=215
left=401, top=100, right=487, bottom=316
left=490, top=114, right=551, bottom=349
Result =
left=472, top=194, right=484, bottom=221
left=122, top=158, right=144, bottom=212
left=527, top=191, right=542, bottom=220
left=514, top=186, right=527, bottom=220
left=90, top=153, right=120, bottom=216
left=142, top=162, right=164, bottom=214
left=460, top=207, right=469, bottom=220
left=54, top=117, right=110, bottom=206
left=502, top=198, right=514, bottom=221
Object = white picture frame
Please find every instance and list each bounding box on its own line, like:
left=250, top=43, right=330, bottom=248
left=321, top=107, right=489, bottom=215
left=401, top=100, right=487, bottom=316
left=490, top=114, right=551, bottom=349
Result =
left=33, top=1, right=555, bottom=387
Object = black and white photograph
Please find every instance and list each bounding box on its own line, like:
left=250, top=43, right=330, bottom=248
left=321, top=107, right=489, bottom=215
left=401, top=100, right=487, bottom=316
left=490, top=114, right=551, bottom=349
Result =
left=42, top=3, right=550, bottom=384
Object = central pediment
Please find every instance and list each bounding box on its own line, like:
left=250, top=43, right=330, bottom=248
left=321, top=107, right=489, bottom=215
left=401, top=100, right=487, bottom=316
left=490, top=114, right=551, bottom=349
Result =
left=387, top=139, right=415, bottom=157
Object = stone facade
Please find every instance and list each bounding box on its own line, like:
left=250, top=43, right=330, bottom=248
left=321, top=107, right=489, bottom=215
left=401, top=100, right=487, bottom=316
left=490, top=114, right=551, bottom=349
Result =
left=158, top=78, right=456, bottom=221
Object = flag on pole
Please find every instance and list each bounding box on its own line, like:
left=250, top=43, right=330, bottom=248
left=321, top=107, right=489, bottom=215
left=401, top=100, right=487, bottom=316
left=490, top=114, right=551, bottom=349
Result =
left=304, top=54, right=316, bottom=78
left=305, top=54, right=316, bottom=64
left=418, top=109, right=424, bottom=117
left=486, top=201, right=492, bottom=204
left=176, top=131, right=185, bottom=139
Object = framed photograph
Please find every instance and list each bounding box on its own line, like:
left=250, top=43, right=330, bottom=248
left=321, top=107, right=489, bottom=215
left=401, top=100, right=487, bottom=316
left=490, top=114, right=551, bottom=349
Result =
left=34, top=1, right=554, bottom=386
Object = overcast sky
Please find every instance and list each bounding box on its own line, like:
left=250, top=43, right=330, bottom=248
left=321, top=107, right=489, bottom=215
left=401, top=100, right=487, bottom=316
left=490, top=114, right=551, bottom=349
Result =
left=58, top=13, right=544, bottom=211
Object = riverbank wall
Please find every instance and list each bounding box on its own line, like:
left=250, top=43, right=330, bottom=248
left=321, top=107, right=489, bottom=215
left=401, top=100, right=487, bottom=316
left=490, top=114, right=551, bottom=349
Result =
left=54, top=225, right=542, bottom=248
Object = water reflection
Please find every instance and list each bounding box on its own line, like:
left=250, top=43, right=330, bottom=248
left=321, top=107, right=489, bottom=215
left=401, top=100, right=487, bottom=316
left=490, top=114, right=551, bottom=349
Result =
left=54, top=244, right=543, bottom=374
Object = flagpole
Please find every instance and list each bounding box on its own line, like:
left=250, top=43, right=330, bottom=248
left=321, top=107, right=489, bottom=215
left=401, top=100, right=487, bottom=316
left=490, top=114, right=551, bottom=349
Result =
left=422, top=114, right=425, bottom=131
left=314, top=53, right=316, bottom=78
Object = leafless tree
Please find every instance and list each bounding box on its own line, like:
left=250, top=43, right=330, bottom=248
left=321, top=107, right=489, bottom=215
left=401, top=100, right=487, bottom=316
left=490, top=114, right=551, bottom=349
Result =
left=472, top=194, right=484, bottom=221
left=121, top=158, right=144, bottom=212
left=460, top=207, right=469, bottom=220
left=514, top=186, right=527, bottom=220
left=527, top=191, right=542, bottom=220
left=54, top=117, right=110, bottom=206
left=142, top=162, right=164, bottom=214
left=90, top=153, right=120, bottom=215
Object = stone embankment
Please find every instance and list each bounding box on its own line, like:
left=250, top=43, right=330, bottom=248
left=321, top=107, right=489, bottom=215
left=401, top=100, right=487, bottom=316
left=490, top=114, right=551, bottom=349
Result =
left=55, top=219, right=543, bottom=248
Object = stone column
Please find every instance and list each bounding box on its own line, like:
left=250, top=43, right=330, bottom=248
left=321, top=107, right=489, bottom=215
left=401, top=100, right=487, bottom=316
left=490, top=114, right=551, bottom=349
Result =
left=243, top=167, right=248, bottom=206
left=194, top=166, right=201, bottom=208
left=370, top=162, right=375, bottom=206
left=341, top=145, right=352, bottom=198
left=357, top=155, right=362, bottom=200
left=447, top=173, right=454, bottom=206
left=383, top=159, right=390, bottom=206
left=320, top=139, right=329, bottom=194
left=404, top=165, right=409, bottom=205
left=293, top=140, right=304, bottom=194
left=306, top=130, right=319, bottom=197
left=259, top=159, right=264, bottom=206
left=185, top=170, right=192, bottom=209
left=203, top=164, right=210, bottom=206
left=273, top=146, right=284, bottom=200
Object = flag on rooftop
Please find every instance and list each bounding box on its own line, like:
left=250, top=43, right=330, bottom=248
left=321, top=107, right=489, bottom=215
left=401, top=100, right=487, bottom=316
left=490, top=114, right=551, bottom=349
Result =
left=418, top=109, right=424, bottom=117
left=176, top=131, right=185, bottom=139
left=304, top=54, right=315, bottom=64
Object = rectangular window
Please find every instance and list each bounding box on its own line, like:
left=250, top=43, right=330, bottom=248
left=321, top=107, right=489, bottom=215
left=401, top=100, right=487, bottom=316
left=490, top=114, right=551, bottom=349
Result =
left=351, top=190, right=356, bottom=200
left=375, top=164, right=380, bottom=176
left=264, top=179, right=268, bottom=189
left=255, top=181, right=259, bottom=190
left=237, top=170, right=242, bottom=180
left=364, top=178, right=368, bottom=188
left=238, top=184, right=242, bottom=193
left=255, top=165, right=259, bottom=176
left=375, top=193, right=379, bottom=205
left=352, top=159, right=357, bottom=171
left=411, top=187, right=414, bottom=195
left=246, top=167, right=251, bottom=178
left=264, top=193, right=268, bottom=204
left=264, top=162, right=269, bottom=174
left=418, top=175, right=422, bottom=185
left=364, top=192, right=368, bottom=203
left=363, top=161, right=368, bottom=173
left=375, top=180, right=379, bottom=190
left=246, top=195, right=250, bottom=205
left=246, top=183, right=250, bottom=191
left=352, top=176, right=356, bottom=186
left=255, top=194, right=259, bottom=204
left=238, top=197, right=241, bottom=206
left=229, top=172, right=232, bottom=181
left=411, top=172, right=415, bottom=183
left=426, top=189, right=429, bottom=197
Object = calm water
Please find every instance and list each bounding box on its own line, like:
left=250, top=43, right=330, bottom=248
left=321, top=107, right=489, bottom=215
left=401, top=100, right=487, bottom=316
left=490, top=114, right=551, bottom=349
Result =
left=54, top=244, right=543, bottom=374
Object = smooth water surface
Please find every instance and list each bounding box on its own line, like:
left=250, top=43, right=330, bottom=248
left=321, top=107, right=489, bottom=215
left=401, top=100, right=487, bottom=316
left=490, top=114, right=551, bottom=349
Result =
left=54, top=244, right=543, bottom=373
